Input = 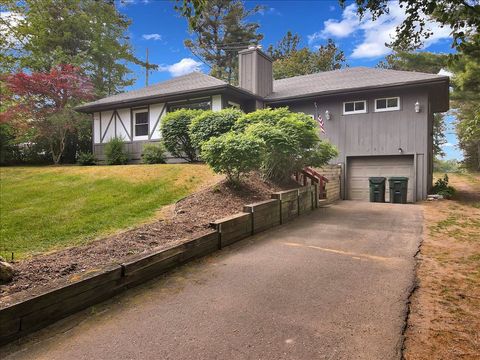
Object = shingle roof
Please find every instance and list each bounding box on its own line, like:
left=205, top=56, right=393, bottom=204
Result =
left=267, top=67, right=448, bottom=101
left=77, top=72, right=227, bottom=110
left=77, top=67, right=449, bottom=112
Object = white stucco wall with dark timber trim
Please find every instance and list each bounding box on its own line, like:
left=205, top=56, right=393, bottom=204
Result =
left=92, top=95, right=224, bottom=163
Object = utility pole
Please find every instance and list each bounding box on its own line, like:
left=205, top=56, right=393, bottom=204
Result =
left=141, top=47, right=158, bottom=87
left=146, top=48, right=149, bottom=87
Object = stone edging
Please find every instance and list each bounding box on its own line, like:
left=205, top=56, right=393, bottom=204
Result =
left=0, top=184, right=318, bottom=346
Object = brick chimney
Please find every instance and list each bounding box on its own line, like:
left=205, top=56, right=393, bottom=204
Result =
left=238, top=45, right=273, bottom=97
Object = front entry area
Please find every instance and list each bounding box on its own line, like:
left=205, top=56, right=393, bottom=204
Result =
left=347, top=155, right=415, bottom=202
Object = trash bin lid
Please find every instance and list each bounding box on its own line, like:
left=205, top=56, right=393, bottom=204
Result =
left=388, top=176, right=409, bottom=181
left=369, top=177, right=386, bottom=183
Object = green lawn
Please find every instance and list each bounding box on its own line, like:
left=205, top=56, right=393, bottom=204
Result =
left=0, top=164, right=220, bottom=259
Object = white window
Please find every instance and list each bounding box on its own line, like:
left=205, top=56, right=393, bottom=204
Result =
left=375, top=97, right=400, bottom=112
left=343, top=100, right=367, bottom=115
left=133, top=109, right=149, bottom=140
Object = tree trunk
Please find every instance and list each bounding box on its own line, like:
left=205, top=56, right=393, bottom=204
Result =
left=477, top=141, right=480, bottom=171
left=51, top=130, right=67, bottom=165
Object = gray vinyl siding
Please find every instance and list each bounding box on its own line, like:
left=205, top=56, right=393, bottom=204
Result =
left=268, top=86, right=433, bottom=200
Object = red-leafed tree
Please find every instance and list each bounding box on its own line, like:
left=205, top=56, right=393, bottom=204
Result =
left=1, top=65, right=94, bottom=164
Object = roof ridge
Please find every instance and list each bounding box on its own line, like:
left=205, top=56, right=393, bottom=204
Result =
left=143, top=71, right=226, bottom=89
left=273, top=67, right=366, bottom=83
left=87, top=72, right=227, bottom=104
left=267, top=66, right=448, bottom=100
left=272, top=66, right=446, bottom=84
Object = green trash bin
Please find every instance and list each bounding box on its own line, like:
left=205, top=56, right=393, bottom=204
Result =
left=369, top=177, right=386, bottom=202
left=388, top=177, right=409, bottom=204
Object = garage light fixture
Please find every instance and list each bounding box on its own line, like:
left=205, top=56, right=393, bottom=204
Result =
left=325, top=110, right=331, bottom=120
left=415, top=101, right=421, bottom=113
left=398, top=147, right=403, bottom=153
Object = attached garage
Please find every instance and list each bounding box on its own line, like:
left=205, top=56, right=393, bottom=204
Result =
left=347, top=155, right=415, bottom=202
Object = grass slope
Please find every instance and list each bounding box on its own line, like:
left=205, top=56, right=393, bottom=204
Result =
left=0, top=164, right=220, bottom=259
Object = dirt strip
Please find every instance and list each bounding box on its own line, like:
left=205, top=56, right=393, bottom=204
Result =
left=404, top=173, right=480, bottom=360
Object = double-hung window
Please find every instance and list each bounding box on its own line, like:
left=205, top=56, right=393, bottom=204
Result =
left=375, top=97, right=400, bottom=112
left=343, top=100, right=367, bottom=115
left=133, top=109, right=149, bottom=139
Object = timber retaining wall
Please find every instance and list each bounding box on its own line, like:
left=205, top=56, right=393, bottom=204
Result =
left=0, top=185, right=318, bottom=345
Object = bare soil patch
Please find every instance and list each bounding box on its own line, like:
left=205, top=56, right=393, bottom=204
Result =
left=0, top=174, right=297, bottom=307
left=404, top=173, right=480, bottom=359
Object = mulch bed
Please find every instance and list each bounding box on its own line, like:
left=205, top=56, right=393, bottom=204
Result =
left=0, top=174, right=297, bottom=307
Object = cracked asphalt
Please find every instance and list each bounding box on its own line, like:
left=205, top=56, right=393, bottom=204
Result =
left=1, top=201, right=422, bottom=360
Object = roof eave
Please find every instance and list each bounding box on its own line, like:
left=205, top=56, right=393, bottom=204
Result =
left=75, top=83, right=263, bottom=113
left=75, top=84, right=231, bottom=113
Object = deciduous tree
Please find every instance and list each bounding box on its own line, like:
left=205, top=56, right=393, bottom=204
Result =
left=1, top=65, right=94, bottom=164
left=340, top=0, right=480, bottom=52
left=377, top=50, right=449, bottom=157
left=0, top=0, right=138, bottom=96
left=450, top=35, right=480, bottom=170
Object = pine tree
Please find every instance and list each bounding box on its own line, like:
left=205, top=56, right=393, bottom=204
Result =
left=181, top=0, right=264, bottom=84
left=268, top=33, right=346, bottom=80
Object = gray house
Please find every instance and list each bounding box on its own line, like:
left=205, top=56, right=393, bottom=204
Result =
left=77, top=47, right=449, bottom=202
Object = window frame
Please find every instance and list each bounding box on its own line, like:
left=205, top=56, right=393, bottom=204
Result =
left=374, top=96, right=400, bottom=112
left=133, top=108, right=149, bottom=140
left=343, top=100, right=367, bottom=115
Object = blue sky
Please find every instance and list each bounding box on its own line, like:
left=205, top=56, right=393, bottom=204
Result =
left=117, top=0, right=461, bottom=160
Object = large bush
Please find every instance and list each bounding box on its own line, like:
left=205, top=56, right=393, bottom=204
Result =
left=141, top=142, right=167, bottom=164
left=189, top=108, right=243, bottom=148
left=433, top=158, right=460, bottom=173
left=234, top=107, right=292, bottom=131
left=242, top=108, right=338, bottom=181
left=105, top=137, right=128, bottom=165
left=161, top=109, right=202, bottom=162
left=200, top=108, right=338, bottom=183
left=201, top=132, right=265, bottom=183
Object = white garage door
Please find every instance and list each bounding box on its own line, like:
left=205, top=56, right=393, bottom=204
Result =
left=347, top=156, right=415, bottom=202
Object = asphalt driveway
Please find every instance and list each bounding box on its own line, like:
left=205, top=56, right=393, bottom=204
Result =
left=1, top=201, right=422, bottom=360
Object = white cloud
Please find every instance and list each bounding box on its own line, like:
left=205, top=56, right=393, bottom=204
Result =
left=268, top=7, right=282, bottom=16
left=308, top=4, right=358, bottom=43
left=442, top=142, right=454, bottom=147
left=309, top=2, right=452, bottom=60
left=142, top=33, right=162, bottom=41
left=258, top=6, right=282, bottom=16
left=159, top=58, right=202, bottom=77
